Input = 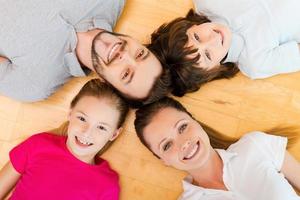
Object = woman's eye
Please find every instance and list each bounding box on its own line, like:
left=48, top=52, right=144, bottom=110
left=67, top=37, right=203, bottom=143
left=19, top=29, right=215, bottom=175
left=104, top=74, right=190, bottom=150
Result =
left=97, top=125, right=107, bottom=131
left=205, top=50, right=211, bottom=60
left=77, top=116, right=86, bottom=122
left=163, top=142, right=172, bottom=151
left=178, top=123, right=188, bottom=134
left=194, top=33, right=200, bottom=41
left=136, top=49, right=145, bottom=59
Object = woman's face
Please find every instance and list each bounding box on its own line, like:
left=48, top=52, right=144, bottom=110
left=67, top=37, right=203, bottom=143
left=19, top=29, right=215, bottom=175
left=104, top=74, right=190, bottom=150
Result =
left=185, top=22, right=232, bottom=70
left=143, top=107, right=213, bottom=171
left=66, top=96, right=121, bottom=164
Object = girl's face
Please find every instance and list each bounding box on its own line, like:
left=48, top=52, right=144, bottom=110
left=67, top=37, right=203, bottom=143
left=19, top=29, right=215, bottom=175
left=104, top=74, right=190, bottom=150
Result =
left=185, top=22, right=232, bottom=70
left=66, top=96, right=121, bottom=164
left=143, top=107, right=213, bottom=171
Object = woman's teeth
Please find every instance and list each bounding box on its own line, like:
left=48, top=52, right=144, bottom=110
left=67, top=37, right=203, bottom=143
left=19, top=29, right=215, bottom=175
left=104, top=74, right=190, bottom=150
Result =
left=184, top=143, right=199, bottom=160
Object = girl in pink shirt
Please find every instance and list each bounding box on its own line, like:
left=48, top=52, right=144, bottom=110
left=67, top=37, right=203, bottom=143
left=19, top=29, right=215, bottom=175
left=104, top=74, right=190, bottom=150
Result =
left=0, top=79, right=129, bottom=200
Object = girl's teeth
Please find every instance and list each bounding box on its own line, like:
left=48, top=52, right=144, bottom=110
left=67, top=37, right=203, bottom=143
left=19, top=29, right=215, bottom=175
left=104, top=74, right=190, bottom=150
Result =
left=78, top=137, right=91, bottom=145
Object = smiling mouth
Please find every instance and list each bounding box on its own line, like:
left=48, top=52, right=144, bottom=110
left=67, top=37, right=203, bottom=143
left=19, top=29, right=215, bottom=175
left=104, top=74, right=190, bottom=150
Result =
left=183, top=141, right=200, bottom=160
left=107, top=42, right=123, bottom=64
left=75, top=136, right=93, bottom=147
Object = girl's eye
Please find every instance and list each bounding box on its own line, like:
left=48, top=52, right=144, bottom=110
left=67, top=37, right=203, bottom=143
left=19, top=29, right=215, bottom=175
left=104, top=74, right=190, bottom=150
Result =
left=205, top=50, right=211, bottom=60
left=97, top=125, right=107, bottom=131
left=77, top=116, right=86, bottom=122
left=136, top=49, right=145, bottom=59
left=194, top=33, right=200, bottom=41
left=163, top=141, right=172, bottom=151
left=178, top=123, right=188, bottom=134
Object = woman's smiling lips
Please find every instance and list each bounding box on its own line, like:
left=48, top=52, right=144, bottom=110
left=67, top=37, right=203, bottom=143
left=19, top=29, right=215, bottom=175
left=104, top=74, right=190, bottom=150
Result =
left=182, top=141, right=201, bottom=161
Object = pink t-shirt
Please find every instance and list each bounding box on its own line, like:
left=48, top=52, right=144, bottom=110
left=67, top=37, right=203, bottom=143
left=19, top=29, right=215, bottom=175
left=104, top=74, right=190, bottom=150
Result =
left=9, top=133, right=120, bottom=200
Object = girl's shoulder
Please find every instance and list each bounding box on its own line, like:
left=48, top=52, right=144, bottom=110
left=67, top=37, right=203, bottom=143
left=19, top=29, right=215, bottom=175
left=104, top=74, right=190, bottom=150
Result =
left=20, top=132, right=65, bottom=150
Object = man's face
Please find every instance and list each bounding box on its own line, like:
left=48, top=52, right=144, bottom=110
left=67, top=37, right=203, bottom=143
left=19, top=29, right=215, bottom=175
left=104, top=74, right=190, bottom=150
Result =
left=91, top=32, right=162, bottom=99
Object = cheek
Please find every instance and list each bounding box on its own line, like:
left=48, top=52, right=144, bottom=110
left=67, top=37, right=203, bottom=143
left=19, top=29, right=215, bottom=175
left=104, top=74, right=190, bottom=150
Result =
left=94, top=133, right=111, bottom=144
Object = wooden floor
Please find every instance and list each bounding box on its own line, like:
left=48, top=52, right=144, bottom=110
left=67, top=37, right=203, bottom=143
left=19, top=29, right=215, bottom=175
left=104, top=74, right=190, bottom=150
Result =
left=1, top=0, right=300, bottom=199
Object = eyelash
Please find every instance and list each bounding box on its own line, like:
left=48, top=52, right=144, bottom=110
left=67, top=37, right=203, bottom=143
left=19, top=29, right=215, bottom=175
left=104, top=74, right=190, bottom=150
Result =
left=77, top=116, right=86, bottom=122
left=178, top=123, right=188, bottom=134
left=122, top=69, right=130, bottom=80
left=163, top=141, right=172, bottom=151
left=194, top=33, right=200, bottom=41
left=137, top=49, right=145, bottom=59
left=205, top=50, right=211, bottom=61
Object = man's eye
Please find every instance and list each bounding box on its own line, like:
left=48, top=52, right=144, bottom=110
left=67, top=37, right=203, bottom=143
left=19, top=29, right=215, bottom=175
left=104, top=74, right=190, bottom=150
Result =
left=163, top=142, right=172, bottom=151
left=77, top=116, right=86, bottom=122
left=122, top=70, right=129, bottom=80
left=194, top=33, right=200, bottom=41
left=136, top=49, right=145, bottom=58
left=178, top=123, right=188, bottom=134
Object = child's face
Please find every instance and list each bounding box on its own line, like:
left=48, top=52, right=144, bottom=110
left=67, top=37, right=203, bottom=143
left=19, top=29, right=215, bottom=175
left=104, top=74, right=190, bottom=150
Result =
left=143, top=107, right=213, bottom=172
left=185, top=22, right=232, bottom=70
left=66, top=96, right=121, bottom=164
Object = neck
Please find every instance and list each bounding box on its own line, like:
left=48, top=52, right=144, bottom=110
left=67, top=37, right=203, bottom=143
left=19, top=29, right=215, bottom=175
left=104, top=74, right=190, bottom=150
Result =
left=188, top=148, right=227, bottom=190
left=76, top=29, right=103, bottom=71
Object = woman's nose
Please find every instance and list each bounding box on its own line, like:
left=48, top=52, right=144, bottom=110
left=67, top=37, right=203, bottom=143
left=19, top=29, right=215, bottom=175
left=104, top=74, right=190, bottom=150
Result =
left=181, top=140, right=192, bottom=151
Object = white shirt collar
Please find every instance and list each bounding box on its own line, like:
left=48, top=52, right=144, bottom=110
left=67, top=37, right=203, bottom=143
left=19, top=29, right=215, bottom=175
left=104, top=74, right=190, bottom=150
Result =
left=182, top=150, right=237, bottom=195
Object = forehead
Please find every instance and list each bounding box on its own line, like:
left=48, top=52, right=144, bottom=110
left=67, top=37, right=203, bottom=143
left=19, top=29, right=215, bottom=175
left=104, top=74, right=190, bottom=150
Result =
left=143, top=107, right=190, bottom=144
left=73, top=96, right=120, bottom=124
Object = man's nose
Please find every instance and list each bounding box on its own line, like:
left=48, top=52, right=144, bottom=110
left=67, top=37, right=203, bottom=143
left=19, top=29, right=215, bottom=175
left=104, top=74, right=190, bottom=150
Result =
left=118, top=51, right=137, bottom=66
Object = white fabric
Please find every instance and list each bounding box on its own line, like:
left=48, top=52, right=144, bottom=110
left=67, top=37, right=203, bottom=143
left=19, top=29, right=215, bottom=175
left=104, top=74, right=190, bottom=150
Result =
left=193, top=0, right=300, bottom=79
left=179, top=132, right=300, bottom=200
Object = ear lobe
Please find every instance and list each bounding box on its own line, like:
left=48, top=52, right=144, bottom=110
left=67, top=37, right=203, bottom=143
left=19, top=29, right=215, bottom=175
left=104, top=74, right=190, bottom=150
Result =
left=109, top=127, right=123, bottom=141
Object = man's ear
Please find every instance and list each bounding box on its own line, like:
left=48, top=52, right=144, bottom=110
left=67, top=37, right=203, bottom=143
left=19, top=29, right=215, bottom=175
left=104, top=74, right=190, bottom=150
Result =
left=109, top=127, right=123, bottom=141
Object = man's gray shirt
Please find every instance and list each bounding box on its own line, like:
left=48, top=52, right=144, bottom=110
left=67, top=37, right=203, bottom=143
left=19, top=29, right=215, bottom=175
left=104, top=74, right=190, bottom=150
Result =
left=0, top=0, right=125, bottom=101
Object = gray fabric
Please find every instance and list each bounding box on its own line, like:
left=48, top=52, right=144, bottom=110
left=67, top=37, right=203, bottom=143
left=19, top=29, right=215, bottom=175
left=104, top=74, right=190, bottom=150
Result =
left=0, top=0, right=125, bottom=101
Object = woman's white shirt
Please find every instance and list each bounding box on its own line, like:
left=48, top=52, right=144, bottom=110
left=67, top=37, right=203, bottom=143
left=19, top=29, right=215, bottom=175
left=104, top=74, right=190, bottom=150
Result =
left=179, top=132, right=300, bottom=200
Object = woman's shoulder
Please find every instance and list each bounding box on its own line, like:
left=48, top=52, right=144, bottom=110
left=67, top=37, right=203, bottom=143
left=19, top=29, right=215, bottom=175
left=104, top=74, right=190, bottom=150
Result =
left=228, top=131, right=287, bottom=154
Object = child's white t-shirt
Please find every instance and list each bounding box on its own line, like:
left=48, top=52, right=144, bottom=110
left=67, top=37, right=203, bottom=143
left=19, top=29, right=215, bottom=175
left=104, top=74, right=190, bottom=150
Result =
left=179, top=132, right=300, bottom=200
left=194, top=0, right=300, bottom=79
